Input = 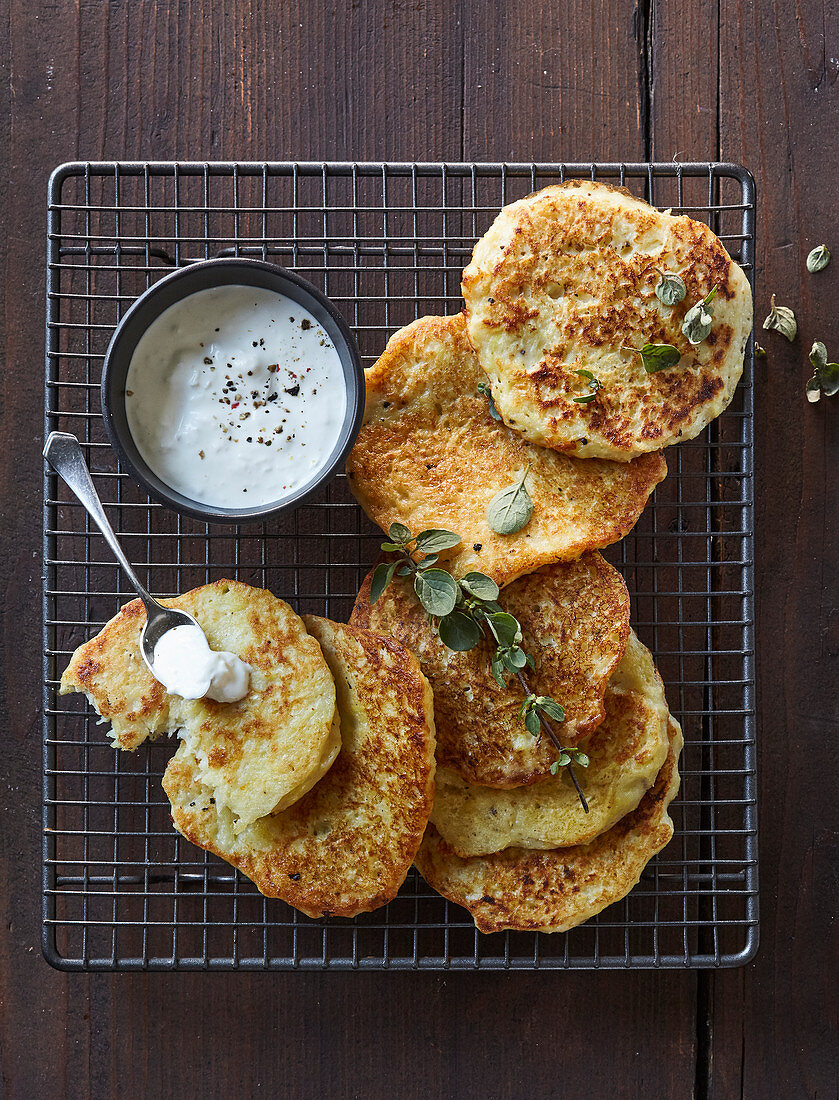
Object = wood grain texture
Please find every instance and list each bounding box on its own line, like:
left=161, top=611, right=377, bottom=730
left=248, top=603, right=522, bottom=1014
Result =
left=0, top=0, right=835, bottom=1096
left=711, top=2, right=839, bottom=1098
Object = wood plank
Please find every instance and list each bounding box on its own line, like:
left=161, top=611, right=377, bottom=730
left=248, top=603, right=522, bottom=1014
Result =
left=0, top=0, right=762, bottom=1095
left=463, top=0, right=648, bottom=162
left=713, top=1, right=839, bottom=1097
left=651, top=0, right=719, bottom=159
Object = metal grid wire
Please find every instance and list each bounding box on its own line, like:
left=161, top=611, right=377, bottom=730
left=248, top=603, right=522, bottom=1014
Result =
left=43, top=161, right=758, bottom=970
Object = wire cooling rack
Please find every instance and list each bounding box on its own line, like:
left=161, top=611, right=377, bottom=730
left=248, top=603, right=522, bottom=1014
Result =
left=43, top=161, right=757, bottom=970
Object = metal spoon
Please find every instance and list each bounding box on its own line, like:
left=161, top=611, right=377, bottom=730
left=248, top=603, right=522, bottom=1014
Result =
left=43, top=431, right=203, bottom=676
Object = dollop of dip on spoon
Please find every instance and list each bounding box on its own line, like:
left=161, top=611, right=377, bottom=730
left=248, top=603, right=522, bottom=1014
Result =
left=151, top=623, right=251, bottom=702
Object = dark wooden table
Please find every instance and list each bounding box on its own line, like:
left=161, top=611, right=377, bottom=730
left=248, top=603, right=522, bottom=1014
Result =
left=1, top=3, right=837, bottom=1097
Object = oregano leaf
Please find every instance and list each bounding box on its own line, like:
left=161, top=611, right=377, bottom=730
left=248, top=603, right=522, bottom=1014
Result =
left=507, top=646, right=528, bottom=670
left=810, top=341, right=828, bottom=370
left=806, top=244, right=831, bottom=273
left=486, top=468, right=533, bottom=535
left=623, top=343, right=681, bottom=373
left=459, top=572, right=500, bottom=601
left=477, top=380, right=502, bottom=420
left=763, top=294, right=797, bottom=342
left=438, top=610, right=483, bottom=651
left=370, top=561, right=397, bottom=604
left=535, top=696, right=566, bottom=723
left=413, top=569, right=458, bottom=617
left=524, top=708, right=542, bottom=736
left=820, top=362, right=839, bottom=398
left=415, top=529, right=462, bottom=554
left=655, top=271, right=687, bottom=305
left=490, top=655, right=507, bottom=688
left=572, top=368, right=601, bottom=404
left=387, top=522, right=412, bottom=544
left=486, top=612, right=521, bottom=648
left=682, top=301, right=714, bottom=344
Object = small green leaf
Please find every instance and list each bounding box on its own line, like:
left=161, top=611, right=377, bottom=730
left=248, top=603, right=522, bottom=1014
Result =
left=459, top=572, right=500, bottom=601
left=624, top=343, right=681, bottom=373
left=558, top=752, right=571, bottom=766
left=490, top=655, right=507, bottom=688
left=524, top=709, right=542, bottom=736
left=415, top=529, right=462, bottom=554
left=574, top=752, right=590, bottom=768
left=806, top=375, right=822, bottom=403
left=806, top=244, right=831, bottom=273
left=486, top=468, right=534, bottom=535
left=388, top=522, right=412, bottom=544
left=413, top=569, right=459, bottom=617
left=380, top=541, right=405, bottom=552
left=370, top=561, right=397, bottom=604
left=438, top=610, right=483, bottom=651
left=572, top=368, right=601, bottom=404
left=486, top=612, right=521, bottom=648
left=820, top=362, right=839, bottom=397
left=417, top=554, right=439, bottom=570
left=681, top=300, right=714, bottom=345
left=810, top=341, right=828, bottom=370
left=535, top=696, right=566, bottom=723
left=525, top=652, right=535, bottom=671
left=477, top=380, right=502, bottom=420
left=763, top=294, right=797, bottom=342
left=395, top=565, right=414, bottom=576
left=506, top=646, right=528, bottom=670
left=655, top=271, right=687, bottom=306
left=550, top=760, right=560, bottom=776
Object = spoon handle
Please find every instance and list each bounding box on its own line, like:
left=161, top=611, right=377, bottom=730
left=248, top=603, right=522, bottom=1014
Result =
left=44, top=431, right=156, bottom=610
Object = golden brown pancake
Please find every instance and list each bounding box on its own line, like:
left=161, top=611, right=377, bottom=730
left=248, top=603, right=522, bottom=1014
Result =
left=345, top=314, right=666, bottom=586
left=430, top=631, right=670, bottom=855
left=415, top=717, right=683, bottom=934
left=351, top=553, right=630, bottom=786
left=462, top=180, right=752, bottom=461
left=163, top=618, right=436, bottom=918
left=59, top=580, right=340, bottom=829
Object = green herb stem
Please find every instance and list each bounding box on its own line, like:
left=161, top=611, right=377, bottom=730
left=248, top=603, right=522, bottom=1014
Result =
left=513, top=669, right=589, bottom=813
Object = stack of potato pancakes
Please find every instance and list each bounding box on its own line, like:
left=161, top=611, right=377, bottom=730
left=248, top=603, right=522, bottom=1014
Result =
left=61, top=181, right=752, bottom=933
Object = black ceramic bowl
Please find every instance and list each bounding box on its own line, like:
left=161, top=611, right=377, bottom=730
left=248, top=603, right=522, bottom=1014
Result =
left=101, top=257, right=364, bottom=523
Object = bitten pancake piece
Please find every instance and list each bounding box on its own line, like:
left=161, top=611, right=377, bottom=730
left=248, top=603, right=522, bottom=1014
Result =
left=415, top=717, right=683, bottom=934
left=345, top=314, right=666, bottom=586
left=462, top=180, right=753, bottom=461
left=430, top=631, right=670, bottom=856
left=60, top=580, right=340, bottom=829
left=163, top=618, right=436, bottom=918
left=351, top=554, right=630, bottom=786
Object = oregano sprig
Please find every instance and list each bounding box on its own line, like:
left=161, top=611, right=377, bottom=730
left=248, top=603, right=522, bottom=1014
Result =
left=370, top=523, right=589, bottom=810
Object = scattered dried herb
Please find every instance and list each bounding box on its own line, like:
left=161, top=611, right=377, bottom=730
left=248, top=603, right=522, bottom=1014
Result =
left=806, top=245, right=831, bottom=273
left=763, top=294, right=797, bottom=342
left=806, top=340, right=839, bottom=403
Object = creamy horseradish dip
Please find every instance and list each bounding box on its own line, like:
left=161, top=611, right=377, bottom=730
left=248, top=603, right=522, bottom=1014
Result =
left=125, top=285, right=347, bottom=508
left=151, top=623, right=251, bottom=702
